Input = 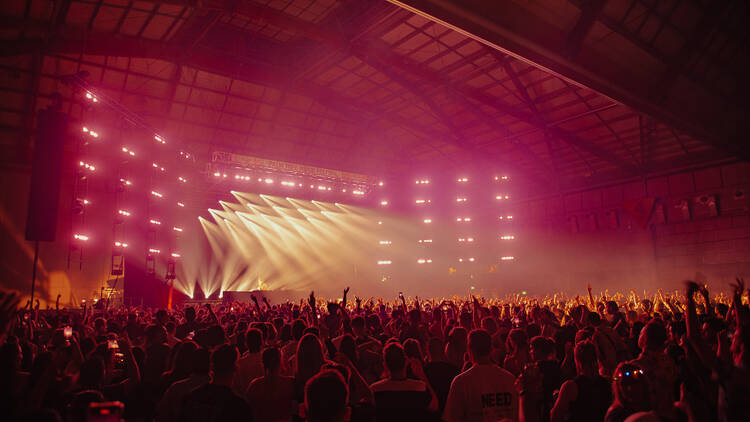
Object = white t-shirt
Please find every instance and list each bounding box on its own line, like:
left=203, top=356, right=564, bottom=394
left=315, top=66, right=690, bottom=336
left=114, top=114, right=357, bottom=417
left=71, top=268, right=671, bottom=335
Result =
left=443, top=363, right=519, bottom=422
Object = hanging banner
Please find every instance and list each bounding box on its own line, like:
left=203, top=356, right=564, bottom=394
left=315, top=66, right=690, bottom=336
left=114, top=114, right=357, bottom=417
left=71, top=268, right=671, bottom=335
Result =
left=623, top=198, right=656, bottom=228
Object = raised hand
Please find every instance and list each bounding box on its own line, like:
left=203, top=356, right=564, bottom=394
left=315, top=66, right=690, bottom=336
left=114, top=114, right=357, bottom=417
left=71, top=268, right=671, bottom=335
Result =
left=344, top=286, right=350, bottom=296
left=731, top=278, right=745, bottom=299
left=685, top=281, right=700, bottom=297
left=0, top=291, right=21, bottom=341
left=309, top=291, right=316, bottom=307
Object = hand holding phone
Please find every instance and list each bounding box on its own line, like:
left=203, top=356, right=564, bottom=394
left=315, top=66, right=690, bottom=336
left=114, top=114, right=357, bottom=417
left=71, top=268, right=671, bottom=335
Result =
left=88, top=401, right=124, bottom=422
left=64, top=326, right=73, bottom=339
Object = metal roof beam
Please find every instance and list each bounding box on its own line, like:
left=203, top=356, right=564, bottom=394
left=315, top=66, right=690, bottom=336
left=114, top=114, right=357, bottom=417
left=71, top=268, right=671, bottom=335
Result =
left=384, top=0, right=749, bottom=162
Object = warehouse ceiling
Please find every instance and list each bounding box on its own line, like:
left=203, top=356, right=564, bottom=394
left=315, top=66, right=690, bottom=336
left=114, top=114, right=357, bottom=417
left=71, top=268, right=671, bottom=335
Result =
left=1, top=0, right=748, bottom=192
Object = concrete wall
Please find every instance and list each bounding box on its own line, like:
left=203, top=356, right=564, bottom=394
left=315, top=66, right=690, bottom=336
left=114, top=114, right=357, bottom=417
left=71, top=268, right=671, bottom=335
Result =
left=515, top=161, right=750, bottom=294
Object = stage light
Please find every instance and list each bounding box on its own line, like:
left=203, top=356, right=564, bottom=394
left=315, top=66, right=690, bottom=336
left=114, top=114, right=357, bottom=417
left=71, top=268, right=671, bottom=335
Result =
left=423, top=218, right=432, bottom=224
left=500, top=235, right=515, bottom=240
left=222, top=174, right=227, bottom=178
left=79, top=161, right=96, bottom=171
left=457, top=177, right=468, bottom=182
left=501, top=256, right=515, bottom=261
left=468, top=257, right=475, bottom=262
left=178, top=176, right=187, bottom=183
left=377, top=260, right=392, bottom=265
left=89, top=131, right=99, bottom=138
left=154, top=135, right=165, bottom=144
left=456, top=217, right=471, bottom=222
left=378, top=181, right=384, bottom=186
left=417, top=258, right=432, bottom=264
left=214, top=172, right=221, bottom=177
left=310, top=184, right=315, bottom=188
left=458, top=258, right=463, bottom=262
left=82, top=127, right=88, bottom=133
left=177, top=202, right=185, bottom=207
left=327, top=187, right=332, bottom=191
left=81, top=199, right=90, bottom=205
left=171, top=252, right=180, bottom=258
left=235, top=175, right=240, bottom=179
left=73, top=234, right=89, bottom=241
left=415, top=199, right=430, bottom=204
left=148, top=248, right=160, bottom=254
left=379, top=240, right=392, bottom=245
left=151, top=191, right=163, bottom=198
left=418, top=239, right=432, bottom=243
left=317, top=185, right=327, bottom=190
left=265, top=178, right=274, bottom=184
left=281, top=181, right=295, bottom=187
left=173, top=226, right=183, bottom=232
left=121, top=147, right=135, bottom=156
left=495, top=194, right=510, bottom=200
left=380, top=200, right=388, bottom=206
left=342, top=188, right=347, bottom=192
left=85, top=92, right=98, bottom=102
left=456, top=197, right=467, bottom=203
left=118, top=209, right=131, bottom=217
left=114, top=241, right=128, bottom=248
left=377, top=221, right=383, bottom=225
left=415, top=179, right=430, bottom=185
left=149, top=219, right=161, bottom=225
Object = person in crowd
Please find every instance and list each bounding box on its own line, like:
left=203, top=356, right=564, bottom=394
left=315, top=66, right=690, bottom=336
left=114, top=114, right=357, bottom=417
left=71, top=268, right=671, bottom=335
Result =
left=246, top=346, right=295, bottom=422
left=178, top=344, right=251, bottom=421
left=503, top=328, right=530, bottom=377
left=157, top=347, right=210, bottom=422
left=444, top=329, right=519, bottom=422
left=550, top=340, right=611, bottom=422
left=0, top=278, right=748, bottom=422
left=234, top=327, right=265, bottom=394
left=605, top=362, right=652, bottom=422
left=370, top=342, right=438, bottom=417
left=294, top=333, right=326, bottom=403
left=303, top=370, right=349, bottom=422
left=423, top=337, right=460, bottom=413
left=630, top=320, right=677, bottom=420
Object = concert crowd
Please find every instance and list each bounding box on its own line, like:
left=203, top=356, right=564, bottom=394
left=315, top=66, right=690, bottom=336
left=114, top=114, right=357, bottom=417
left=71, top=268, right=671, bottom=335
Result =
left=0, top=280, right=748, bottom=422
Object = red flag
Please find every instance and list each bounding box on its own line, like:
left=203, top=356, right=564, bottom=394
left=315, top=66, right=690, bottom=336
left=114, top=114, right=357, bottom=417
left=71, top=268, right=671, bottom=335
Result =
left=623, top=198, right=655, bottom=228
